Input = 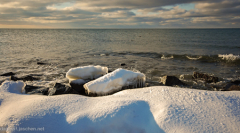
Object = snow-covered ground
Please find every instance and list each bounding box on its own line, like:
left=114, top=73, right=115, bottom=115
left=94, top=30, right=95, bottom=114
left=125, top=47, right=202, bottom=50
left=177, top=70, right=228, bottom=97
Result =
left=0, top=81, right=240, bottom=133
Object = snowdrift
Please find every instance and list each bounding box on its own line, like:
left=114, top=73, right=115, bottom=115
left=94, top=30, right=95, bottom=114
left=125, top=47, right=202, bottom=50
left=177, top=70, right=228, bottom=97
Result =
left=0, top=81, right=240, bottom=133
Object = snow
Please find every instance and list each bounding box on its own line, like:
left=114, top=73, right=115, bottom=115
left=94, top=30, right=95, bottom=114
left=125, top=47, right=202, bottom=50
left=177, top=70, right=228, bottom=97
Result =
left=0, top=81, right=240, bottom=133
left=66, top=65, right=108, bottom=82
left=0, top=81, right=25, bottom=94
left=84, top=68, right=146, bottom=96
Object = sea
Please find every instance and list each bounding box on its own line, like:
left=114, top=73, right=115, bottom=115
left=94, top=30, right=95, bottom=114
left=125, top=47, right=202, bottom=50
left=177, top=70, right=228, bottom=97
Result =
left=0, top=29, right=240, bottom=90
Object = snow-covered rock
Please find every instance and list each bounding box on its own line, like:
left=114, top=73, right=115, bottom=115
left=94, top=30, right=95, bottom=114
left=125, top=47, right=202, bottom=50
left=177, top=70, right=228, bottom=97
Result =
left=0, top=81, right=25, bottom=94
left=0, top=81, right=240, bottom=133
left=84, top=68, right=146, bottom=96
left=66, top=65, right=108, bottom=81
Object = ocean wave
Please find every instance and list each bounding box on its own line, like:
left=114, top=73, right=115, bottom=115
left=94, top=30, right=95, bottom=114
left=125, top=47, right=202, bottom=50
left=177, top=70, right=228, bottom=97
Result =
left=161, top=55, right=174, bottom=60
left=186, top=56, right=202, bottom=60
left=109, top=52, right=240, bottom=65
left=218, top=54, right=240, bottom=61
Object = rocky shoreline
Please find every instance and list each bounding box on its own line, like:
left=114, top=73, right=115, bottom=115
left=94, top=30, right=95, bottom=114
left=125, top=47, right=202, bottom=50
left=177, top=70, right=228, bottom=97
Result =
left=0, top=68, right=240, bottom=97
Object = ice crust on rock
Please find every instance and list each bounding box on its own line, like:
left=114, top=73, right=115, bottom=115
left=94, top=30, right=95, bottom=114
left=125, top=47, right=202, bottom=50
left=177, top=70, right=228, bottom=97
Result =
left=84, top=68, right=146, bottom=96
left=66, top=65, right=108, bottom=81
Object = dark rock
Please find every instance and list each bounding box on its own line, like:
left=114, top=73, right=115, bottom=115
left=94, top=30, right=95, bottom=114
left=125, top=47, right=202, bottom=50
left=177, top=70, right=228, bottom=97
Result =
left=86, top=92, right=98, bottom=97
left=24, top=85, right=49, bottom=95
left=160, top=76, right=186, bottom=86
left=231, top=80, right=240, bottom=85
left=21, top=75, right=40, bottom=81
left=0, top=80, right=5, bottom=85
left=37, top=62, right=47, bottom=65
left=146, top=80, right=163, bottom=86
left=67, top=89, right=79, bottom=94
left=222, top=83, right=235, bottom=90
left=192, top=72, right=218, bottom=83
left=228, top=85, right=240, bottom=91
left=120, top=63, right=126, bottom=66
left=48, top=83, right=72, bottom=96
left=25, top=85, right=39, bottom=92
left=10, top=76, right=19, bottom=81
left=223, top=85, right=240, bottom=91
left=10, top=75, right=40, bottom=81
left=70, top=79, right=89, bottom=95
left=0, top=72, right=15, bottom=76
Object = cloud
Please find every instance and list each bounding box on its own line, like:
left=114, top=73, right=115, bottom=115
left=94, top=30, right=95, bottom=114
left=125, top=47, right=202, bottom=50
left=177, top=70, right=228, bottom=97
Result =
left=0, top=0, right=239, bottom=28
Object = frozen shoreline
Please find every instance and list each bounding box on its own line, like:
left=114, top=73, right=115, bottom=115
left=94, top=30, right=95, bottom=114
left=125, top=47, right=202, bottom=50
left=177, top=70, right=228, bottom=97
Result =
left=0, top=81, right=240, bottom=133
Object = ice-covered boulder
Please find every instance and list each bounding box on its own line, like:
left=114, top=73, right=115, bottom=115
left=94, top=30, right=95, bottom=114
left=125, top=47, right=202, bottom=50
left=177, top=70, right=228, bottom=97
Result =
left=84, top=68, right=146, bottom=96
left=66, top=65, right=108, bottom=81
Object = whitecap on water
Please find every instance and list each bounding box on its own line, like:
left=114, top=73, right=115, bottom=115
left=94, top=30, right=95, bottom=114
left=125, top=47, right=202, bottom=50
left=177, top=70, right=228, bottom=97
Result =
left=218, top=54, right=240, bottom=61
left=186, top=56, right=202, bottom=60
left=161, top=55, right=173, bottom=60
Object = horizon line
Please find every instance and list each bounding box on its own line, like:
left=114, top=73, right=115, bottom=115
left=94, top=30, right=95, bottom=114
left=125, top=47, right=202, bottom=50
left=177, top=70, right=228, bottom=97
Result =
left=1, top=27, right=240, bottom=30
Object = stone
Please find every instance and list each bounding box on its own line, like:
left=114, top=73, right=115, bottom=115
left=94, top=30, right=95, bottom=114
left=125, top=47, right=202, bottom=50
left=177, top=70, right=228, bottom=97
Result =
left=48, top=83, right=72, bottom=96
left=160, top=76, right=185, bottom=86
left=84, top=68, right=145, bottom=96
left=192, top=72, right=218, bottom=83
left=10, top=76, right=19, bottom=81
left=0, top=72, right=15, bottom=76
left=21, top=75, right=40, bottom=81
left=70, top=79, right=89, bottom=95
left=231, top=80, right=240, bottom=85
left=228, top=85, right=240, bottom=91
left=37, top=62, right=47, bottom=65
left=66, top=65, right=108, bottom=81
left=223, top=85, right=240, bottom=91
left=222, top=83, right=235, bottom=90
left=10, top=75, right=40, bottom=81
left=120, top=63, right=126, bottom=66
left=24, top=85, right=49, bottom=95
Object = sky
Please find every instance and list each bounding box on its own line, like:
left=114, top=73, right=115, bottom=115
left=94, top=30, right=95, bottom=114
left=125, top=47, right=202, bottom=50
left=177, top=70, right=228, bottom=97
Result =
left=0, top=0, right=240, bottom=28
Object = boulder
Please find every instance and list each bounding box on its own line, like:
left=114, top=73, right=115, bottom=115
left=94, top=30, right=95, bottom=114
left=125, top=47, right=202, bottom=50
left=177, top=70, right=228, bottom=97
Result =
left=231, top=80, right=240, bottom=85
left=24, top=85, right=49, bottom=95
left=10, top=76, right=19, bottom=81
left=84, top=68, right=145, bottom=96
left=66, top=65, right=108, bottom=82
left=228, top=85, right=240, bottom=91
left=0, top=72, right=15, bottom=76
left=223, top=85, right=240, bottom=91
left=160, top=76, right=185, bottom=86
left=192, top=72, right=218, bottom=83
left=70, top=79, right=89, bottom=95
left=48, top=83, right=72, bottom=96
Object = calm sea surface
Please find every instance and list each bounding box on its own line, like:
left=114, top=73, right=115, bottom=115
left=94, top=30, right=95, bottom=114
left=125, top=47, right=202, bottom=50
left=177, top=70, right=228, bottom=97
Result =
left=0, top=29, right=240, bottom=89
